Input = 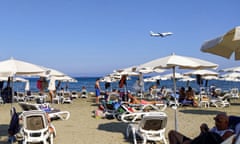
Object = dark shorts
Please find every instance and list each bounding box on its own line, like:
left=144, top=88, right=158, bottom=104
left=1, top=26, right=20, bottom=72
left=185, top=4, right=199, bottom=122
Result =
left=183, top=135, right=191, bottom=142
left=95, top=89, right=100, bottom=97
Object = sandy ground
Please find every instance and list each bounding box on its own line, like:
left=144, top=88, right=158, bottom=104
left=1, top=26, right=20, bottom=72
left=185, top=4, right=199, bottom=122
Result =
left=0, top=94, right=240, bottom=144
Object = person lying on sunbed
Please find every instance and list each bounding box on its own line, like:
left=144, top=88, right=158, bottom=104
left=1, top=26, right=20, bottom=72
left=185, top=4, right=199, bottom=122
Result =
left=168, top=112, right=234, bottom=144
left=127, top=91, right=164, bottom=105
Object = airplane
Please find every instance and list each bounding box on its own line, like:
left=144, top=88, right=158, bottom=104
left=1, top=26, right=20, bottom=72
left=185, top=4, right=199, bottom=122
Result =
left=150, top=31, right=173, bottom=37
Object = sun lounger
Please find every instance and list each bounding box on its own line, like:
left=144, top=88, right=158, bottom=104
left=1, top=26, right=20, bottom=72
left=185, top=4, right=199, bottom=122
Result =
left=126, top=112, right=168, bottom=144
left=119, top=102, right=167, bottom=123
left=210, top=93, right=231, bottom=108
left=17, top=110, right=56, bottom=144
left=18, top=102, right=70, bottom=121
left=71, top=91, right=78, bottom=99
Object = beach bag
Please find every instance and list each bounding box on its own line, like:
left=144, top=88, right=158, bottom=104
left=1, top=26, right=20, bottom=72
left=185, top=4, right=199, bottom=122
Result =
left=191, top=132, right=223, bottom=144
left=95, top=109, right=105, bottom=119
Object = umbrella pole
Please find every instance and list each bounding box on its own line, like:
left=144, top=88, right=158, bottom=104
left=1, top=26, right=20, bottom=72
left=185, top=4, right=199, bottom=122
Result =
left=172, top=67, right=178, bottom=131
left=8, top=76, right=14, bottom=109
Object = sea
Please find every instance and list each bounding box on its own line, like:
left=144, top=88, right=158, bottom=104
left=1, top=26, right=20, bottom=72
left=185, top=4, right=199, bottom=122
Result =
left=4, top=76, right=240, bottom=94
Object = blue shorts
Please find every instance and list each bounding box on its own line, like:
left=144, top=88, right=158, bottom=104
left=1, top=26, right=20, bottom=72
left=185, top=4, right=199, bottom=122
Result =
left=95, top=89, right=100, bottom=97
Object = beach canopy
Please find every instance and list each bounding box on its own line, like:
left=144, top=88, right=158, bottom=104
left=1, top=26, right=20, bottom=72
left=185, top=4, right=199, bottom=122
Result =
left=179, top=76, right=195, bottom=82
left=137, top=53, right=218, bottom=131
left=50, top=75, right=77, bottom=82
left=184, top=69, right=219, bottom=76
left=0, top=57, right=46, bottom=77
left=114, top=66, right=139, bottom=76
left=201, top=26, right=240, bottom=60
left=138, top=53, right=218, bottom=70
left=162, top=72, right=183, bottom=79
left=219, top=66, right=240, bottom=72
left=0, top=76, right=28, bottom=82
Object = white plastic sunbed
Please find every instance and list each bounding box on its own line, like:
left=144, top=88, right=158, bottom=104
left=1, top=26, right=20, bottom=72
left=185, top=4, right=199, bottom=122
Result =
left=18, top=102, right=70, bottom=121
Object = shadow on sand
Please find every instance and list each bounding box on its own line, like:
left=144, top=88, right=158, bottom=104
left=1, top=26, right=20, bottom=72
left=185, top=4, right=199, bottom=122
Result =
left=98, top=121, right=129, bottom=140
left=98, top=121, right=130, bottom=142
left=179, top=109, right=223, bottom=115
left=230, top=102, right=240, bottom=106
left=98, top=121, right=128, bottom=133
left=0, top=124, right=9, bottom=144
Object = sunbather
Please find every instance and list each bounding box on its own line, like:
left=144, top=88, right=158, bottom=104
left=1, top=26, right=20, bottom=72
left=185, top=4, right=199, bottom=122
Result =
left=127, top=92, right=164, bottom=105
left=168, top=112, right=234, bottom=144
left=185, top=86, right=198, bottom=107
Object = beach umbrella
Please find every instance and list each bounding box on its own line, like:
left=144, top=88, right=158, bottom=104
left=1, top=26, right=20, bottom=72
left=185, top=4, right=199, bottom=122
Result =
left=0, top=57, right=46, bottom=77
left=143, top=77, right=156, bottom=82
left=40, top=67, right=67, bottom=77
left=179, top=76, right=196, bottom=82
left=184, top=69, right=219, bottom=87
left=220, top=72, right=240, bottom=80
left=201, top=26, right=240, bottom=60
left=137, top=53, right=218, bottom=131
left=100, top=75, right=117, bottom=83
left=0, top=77, right=28, bottom=82
left=115, top=66, right=139, bottom=76
left=162, top=72, right=183, bottom=80
left=184, top=69, right=219, bottom=77
left=137, top=67, right=165, bottom=74
left=51, top=75, right=77, bottom=82
left=0, top=58, right=46, bottom=105
left=219, top=66, right=240, bottom=72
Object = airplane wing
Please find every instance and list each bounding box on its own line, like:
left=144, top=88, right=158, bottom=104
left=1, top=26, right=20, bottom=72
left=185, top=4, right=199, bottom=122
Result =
left=150, top=31, right=173, bottom=37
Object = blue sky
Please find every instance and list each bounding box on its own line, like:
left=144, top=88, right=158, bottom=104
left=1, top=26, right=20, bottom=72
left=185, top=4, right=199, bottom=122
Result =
left=0, top=1, right=239, bottom=77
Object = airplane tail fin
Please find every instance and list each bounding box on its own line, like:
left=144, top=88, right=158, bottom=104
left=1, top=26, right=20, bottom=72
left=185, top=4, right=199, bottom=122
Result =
left=150, top=31, right=154, bottom=35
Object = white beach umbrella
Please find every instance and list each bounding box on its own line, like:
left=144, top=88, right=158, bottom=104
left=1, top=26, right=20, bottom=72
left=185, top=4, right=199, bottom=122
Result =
left=40, top=67, right=66, bottom=77
left=143, top=77, right=156, bottom=82
left=219, top=66, right=240, bottom=72
left=0, top=57, right=46, bottom=77
left=137, top=53, right=218, bottom=131
left=137, top=67, right=165, bottom=74
left=220, top=72, right=240, bottom=79
left=162, top=72, right=183, bottom=79
left=113, top=70, right=139, bottom=76
left=184, top=69, right=219, bottom=88
left=101, top=75, right=119, bottom=83
left=0, top=58, right=46, bottom=106
left=219, top=70, right=240, bottom=82
left=115, top=66, right=139, bottom=75
left=179, top=76, right=195, bottom=82
left=51, top=75, right=77, bottom=82
left=219, top=77, right=240, bottom=82
left=184, top=69, right=219, bottom=76
left=201, top=26, right=240, bottom=60
left=202, top=75, right=218, bottom=80
left=0, top=76, right=28, bottom=82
